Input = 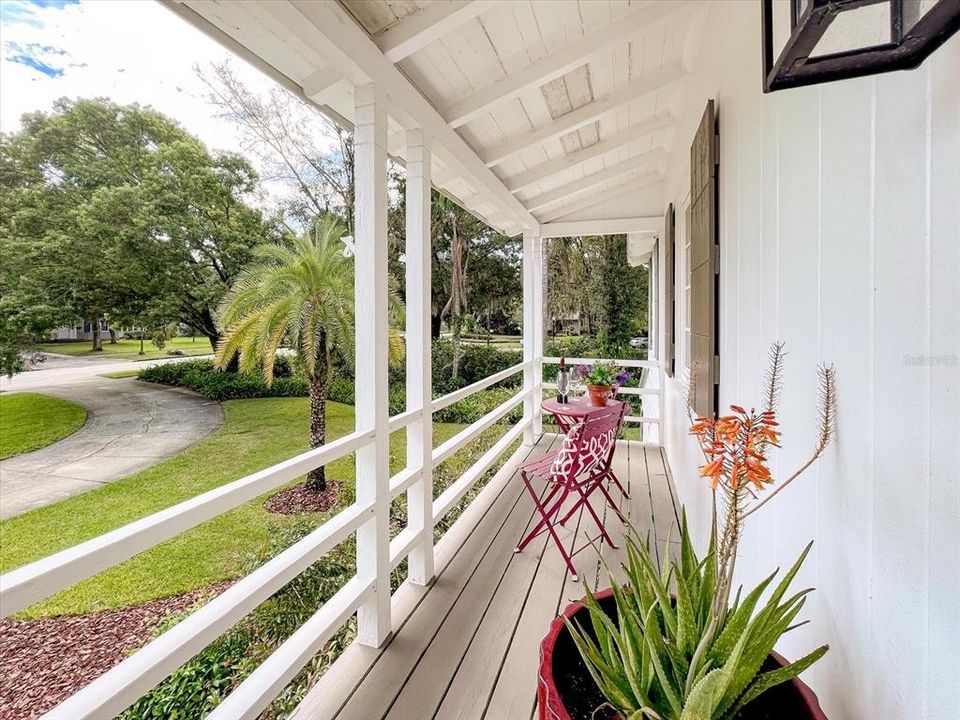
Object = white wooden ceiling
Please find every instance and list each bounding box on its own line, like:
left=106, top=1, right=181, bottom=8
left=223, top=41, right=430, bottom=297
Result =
left=164, top=0, right=708, bottom=236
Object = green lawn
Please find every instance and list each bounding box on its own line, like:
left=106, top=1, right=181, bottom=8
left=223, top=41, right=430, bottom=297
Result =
left=0, top=393, right=87, bottom=460
left=0, top=398, right=472, bottom=618
left=38, top=336, right=214, bottom=361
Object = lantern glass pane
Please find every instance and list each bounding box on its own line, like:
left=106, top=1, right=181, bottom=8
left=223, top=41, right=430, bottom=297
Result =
left=903, top=0, right=940, bottom=34
left=812, top=1, right=891, bottom=58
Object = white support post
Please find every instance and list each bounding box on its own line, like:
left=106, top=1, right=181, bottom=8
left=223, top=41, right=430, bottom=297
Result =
left=354, top=83, right=391, bottom=647
left=404, top=129, right=434, bottom=585
left=533, top=235, right=545, bottom=437
left=522, top=232, right=543, bottom=445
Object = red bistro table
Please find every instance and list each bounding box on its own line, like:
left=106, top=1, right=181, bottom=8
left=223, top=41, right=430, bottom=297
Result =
left=541, top=396, right=625, bottom=434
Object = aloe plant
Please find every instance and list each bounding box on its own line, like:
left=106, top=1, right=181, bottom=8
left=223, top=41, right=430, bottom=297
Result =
left=566, top=519, right=827, bottom=720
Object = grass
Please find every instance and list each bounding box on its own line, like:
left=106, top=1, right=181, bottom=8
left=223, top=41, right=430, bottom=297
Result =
left=100, top=369, right=142, bottom=379
left=38, top=336, right=214, bottom=361
left=0, top=393, right=87, bottom=460
left=0, top=398, right=472, bottom=618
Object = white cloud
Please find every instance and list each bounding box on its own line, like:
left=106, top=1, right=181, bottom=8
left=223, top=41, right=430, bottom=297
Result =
left=0, top=0, right=290, bottom=199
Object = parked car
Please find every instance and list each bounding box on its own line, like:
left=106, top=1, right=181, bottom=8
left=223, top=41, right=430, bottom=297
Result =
left=629, top=336, right=648, bottom=348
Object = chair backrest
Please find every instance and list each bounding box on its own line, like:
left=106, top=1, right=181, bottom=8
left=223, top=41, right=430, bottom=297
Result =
left=549, top=401, right=627, bottom=483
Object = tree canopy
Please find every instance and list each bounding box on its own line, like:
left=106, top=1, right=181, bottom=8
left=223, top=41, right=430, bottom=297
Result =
left=0, top=97, right=274, bottom=357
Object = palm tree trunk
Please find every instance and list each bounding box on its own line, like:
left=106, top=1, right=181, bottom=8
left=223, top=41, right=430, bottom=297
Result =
left=306, top=333, right=329, bottom=492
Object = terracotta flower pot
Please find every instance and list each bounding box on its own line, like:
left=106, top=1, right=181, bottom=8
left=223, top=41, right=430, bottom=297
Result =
left=537, top=587, right=828, bottom=720
left=586, top=384, right=611, bottom=407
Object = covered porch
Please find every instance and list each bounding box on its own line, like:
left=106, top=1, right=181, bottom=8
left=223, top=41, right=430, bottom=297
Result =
left=2, top=1, right=957, bottom=719
left=293, top=435, right=678, bottom=720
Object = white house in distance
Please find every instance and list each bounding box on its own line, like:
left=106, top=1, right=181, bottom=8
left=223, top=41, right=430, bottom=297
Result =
left=2, top=2, right=957, bottom=720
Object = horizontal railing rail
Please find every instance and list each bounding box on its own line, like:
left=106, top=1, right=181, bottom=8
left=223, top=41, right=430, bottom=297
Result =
left=205, top=575, right=374, bottom=720
left=430, top=360, right=527, bottom=413
left=542, top=355, right=657, bottom=369
left=28, top=363, right=532, bottom=720
left=42, top=501, right=374, bottom=720
left=1, top=428, right=375, bottom=616
left=432, top=387, right=528, bottom=465
left=433, top=418, right=530, bottom=520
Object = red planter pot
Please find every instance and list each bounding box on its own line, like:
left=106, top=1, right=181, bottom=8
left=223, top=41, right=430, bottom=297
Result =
left=587, top=384, right=612, bottom=407
left=537, top=587, right=828, bottom=720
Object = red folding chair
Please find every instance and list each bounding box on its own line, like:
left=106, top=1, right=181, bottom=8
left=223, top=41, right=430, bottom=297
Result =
left=514, top=402, right=629, bottom=581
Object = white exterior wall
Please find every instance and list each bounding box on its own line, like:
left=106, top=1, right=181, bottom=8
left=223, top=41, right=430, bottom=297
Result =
left=660, top=5, right=959, bottom=720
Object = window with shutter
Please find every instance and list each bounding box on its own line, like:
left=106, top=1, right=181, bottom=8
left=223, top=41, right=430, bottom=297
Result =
left=689, top=99, right=719, bottom=417
left=663, top=203, right=676, bottom=377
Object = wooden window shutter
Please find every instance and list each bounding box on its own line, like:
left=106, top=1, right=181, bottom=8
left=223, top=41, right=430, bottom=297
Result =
left=663, top=203, right=676, bottom=377
left=689, top=99, right=719, bottom=417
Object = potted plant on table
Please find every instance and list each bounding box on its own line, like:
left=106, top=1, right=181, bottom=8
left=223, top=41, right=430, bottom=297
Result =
left=579, top=361, right=632, bottom=407
left=539, top=343, right=838, bottom=720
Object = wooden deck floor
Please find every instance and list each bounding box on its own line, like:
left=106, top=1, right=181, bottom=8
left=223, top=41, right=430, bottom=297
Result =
left=292, top=433, right=681, bottom=720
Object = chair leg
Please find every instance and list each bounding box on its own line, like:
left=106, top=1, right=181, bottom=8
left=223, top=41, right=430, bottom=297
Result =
left=515, top=473, right=579, bottom=579
left=608, top=469, right=630, bottom=499
left=596, top=480, right=628, bottom=523
left=516, top=480, right=564, bottom=552
left=576, top=482, right=617, bottom=549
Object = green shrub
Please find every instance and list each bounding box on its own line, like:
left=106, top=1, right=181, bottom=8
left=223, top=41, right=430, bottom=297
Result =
left=139, top=360, right=307, bottom=401
left=433, top=386, right=523, bottom=424
left=141, top=351, right=523, bottom=423
left=432, top=340, right=521, bottom=394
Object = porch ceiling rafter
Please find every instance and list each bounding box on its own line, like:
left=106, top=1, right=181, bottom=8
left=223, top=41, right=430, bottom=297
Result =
left=373, top=0, right=501, bottom=63
left=276, top=0, right=538, bottom=232
left=507, top=122, right=671, bottom=194
left=523, top=151, right=665, bottom=213
left=536, top=170, right=662, bottom=224
left=539, top=216, right=661, bottom=238
left=478, top=64, right=685, bottom=168
left=439, top=1, right=694, bottom=129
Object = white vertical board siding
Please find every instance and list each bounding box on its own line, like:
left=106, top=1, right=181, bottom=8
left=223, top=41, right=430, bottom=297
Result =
left=659, top=3, right=960, bottom=718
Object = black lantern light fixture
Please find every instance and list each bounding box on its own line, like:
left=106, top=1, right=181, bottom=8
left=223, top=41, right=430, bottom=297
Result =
left=761, top=0, right=960, bottom=93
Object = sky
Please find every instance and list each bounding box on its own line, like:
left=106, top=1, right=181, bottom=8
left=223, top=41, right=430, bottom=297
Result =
left=0, top=0, right=277, bottom=160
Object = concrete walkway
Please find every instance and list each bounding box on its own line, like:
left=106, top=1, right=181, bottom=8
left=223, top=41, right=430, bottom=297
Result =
left=0, top=378, right=223, bottom=519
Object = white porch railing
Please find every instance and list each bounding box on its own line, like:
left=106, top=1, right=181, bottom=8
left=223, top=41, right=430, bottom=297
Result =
left=0, top=365, right=531, bottom=720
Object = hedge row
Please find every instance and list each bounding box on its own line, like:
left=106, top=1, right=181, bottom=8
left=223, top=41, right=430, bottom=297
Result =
left=139, top=358, right=523, bottom=425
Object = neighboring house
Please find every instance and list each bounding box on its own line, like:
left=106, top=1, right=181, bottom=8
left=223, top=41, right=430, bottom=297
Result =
left=49, top=319, right=111, bottom=342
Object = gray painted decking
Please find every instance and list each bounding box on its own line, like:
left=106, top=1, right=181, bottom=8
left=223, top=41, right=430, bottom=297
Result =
left=293, top=433, right=680, bottom=720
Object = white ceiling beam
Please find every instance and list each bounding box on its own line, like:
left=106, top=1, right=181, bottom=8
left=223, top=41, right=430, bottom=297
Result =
left=479, top=65, right=683, bottom=167
left=301, top=67, right=343, bottom=102
left=536, top=171, right=662, bottom=223
left=376, top=1, right=500, bottom=63
left=506, top=118, right=673, bottom=193
left=281, top=0, right=537, bottom=232
left=524, top=152, right=665, bottom=213
left=540, top=216, right=661, bottom=238
left=440, top=1, right=694, bottom=128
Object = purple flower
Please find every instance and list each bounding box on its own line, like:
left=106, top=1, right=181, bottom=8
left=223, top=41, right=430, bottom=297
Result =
left=577, top=364, right=589, bottom=378
left=616, top=371, right=633, bottom=385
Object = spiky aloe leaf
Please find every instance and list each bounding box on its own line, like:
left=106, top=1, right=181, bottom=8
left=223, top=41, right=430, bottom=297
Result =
left=565, top=617, right=637, bottom=709
left=679, top=668, right=731, bottom=720
left=723, top=645, right=828, bottom=719
left=715, top=589, right=815, bottom=715
left=708, top=569, right=777, bottom=665
left=674, top=569, right=698, bottom=660
left=643, top=605, right=684, bottom=717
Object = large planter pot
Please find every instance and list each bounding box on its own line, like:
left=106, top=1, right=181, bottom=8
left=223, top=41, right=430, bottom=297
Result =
left=538, top=588, right=827, bottom=720
left=587, top=384, right=612, bottom=407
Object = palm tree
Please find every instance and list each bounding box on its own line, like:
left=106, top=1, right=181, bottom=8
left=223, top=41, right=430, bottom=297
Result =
left=215, top=217, right=357, bottom=491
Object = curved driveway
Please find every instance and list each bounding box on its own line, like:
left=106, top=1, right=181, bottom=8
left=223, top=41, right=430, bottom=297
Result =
left=0, top=378, right=223, bottom=519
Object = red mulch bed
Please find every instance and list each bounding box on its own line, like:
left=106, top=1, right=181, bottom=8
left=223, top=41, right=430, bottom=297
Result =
left=0, top=582, right=231, bottom=720
left=264, top=481, right=340, bottom=515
